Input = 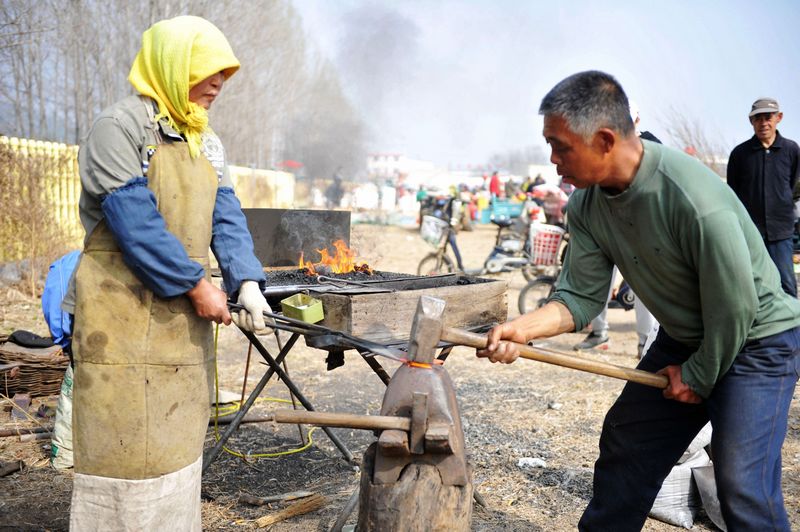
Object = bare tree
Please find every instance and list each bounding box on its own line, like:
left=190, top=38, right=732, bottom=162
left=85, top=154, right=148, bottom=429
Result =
left=205, top=0, right=312, bottom=168
left=661, top=107, right=728, bottom=178
left=0, top=1, right=54, bottom=139
left=0, top=0, right=368, bottom=180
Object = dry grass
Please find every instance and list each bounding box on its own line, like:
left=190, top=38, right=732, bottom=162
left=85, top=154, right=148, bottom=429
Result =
left=0, top=224, right=797, bottom=530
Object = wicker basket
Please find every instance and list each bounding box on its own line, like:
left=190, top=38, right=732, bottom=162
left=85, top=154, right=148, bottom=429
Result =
left=0, top=341, right=68, bottom=398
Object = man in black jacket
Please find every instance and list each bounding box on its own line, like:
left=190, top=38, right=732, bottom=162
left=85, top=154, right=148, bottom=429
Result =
left=728, top=97, right=800, bottom=297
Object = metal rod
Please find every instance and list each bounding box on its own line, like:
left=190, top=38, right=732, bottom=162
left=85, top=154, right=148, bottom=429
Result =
left=317, top=275, right=380, bottom=289
left=330, top=487, right=360, bottom=532
left=240, top=341, right=253, bottom=406
left=242, top=329, right=356, bottom=463
left=228, top=302, right=406, bottom=359
left=202, top=332, right=300, bottom=475
left=436, top=345, right=454, bottom=363
left=277, top=329, right=307, bottom=446
left=359, top=352, right=392, bottom=386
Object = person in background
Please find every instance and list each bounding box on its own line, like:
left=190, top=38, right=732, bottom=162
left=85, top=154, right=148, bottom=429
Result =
left=504, top=176, right=518, bottom=200
left=574, top=100, right=658, bottom=355
left=728, top=97, right=800, bottom=297
left=64, top=16, right=271, bottom=529
left=479, top=71, right=800, bottom=530
left=521, top=175, right=534, bottom=195
left=326, top=173, right=345, bottom=208
left=489, top=170, right=502, bottom=200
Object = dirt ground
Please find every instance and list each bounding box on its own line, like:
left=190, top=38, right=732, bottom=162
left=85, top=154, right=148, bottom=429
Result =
left=1, top=223, right=798, bottom=531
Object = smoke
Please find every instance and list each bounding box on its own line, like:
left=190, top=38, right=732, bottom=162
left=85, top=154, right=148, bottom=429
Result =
left=335, top=4, right=421, bottom=121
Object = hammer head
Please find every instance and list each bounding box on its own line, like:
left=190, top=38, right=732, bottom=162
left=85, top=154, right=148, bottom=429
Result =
left=407, top=296, right=446, bottom=363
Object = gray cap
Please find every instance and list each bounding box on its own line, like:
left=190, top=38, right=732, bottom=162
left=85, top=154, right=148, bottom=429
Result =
left=749, top=97, right=780, bottom=117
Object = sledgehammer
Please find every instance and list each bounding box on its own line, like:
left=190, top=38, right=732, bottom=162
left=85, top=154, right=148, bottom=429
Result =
left=417, top=296, right=668, bottom=389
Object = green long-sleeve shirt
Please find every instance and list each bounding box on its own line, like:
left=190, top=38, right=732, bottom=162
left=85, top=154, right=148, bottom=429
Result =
left=551, top=140, right=800, bottom=397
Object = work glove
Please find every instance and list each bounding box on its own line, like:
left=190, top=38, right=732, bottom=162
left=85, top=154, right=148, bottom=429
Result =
left=232, top=280, right=275, bottom=333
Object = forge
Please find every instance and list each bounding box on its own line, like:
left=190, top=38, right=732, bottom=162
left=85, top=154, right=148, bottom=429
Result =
left=241, top=208, right=508, bottom=344
left=264, top=270, right=507, bottom=345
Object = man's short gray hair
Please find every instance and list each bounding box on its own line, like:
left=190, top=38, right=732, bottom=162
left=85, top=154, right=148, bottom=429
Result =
left=539, top=71, right=634, bottom=141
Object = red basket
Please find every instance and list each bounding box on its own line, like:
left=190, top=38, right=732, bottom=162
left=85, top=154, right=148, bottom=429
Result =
left=530, top=224, right=566, bottom=266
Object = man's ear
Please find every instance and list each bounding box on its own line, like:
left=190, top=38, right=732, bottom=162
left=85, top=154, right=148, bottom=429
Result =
left=593, top=128, right=616, bottom=154
left=776, top=112, right=783, bottom=125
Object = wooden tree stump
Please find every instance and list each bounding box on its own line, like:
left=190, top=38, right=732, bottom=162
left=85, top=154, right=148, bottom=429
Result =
left=356, top=443, right=473, bottom=531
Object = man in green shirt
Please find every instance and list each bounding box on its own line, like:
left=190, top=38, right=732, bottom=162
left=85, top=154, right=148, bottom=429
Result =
left=478, top=71, right=800, bottom=531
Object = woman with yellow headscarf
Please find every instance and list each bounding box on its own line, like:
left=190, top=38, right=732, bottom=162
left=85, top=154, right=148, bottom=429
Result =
left=66, top=16, right=271, bottom=530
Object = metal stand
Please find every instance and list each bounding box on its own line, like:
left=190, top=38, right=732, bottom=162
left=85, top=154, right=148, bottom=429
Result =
left=202, top=329, right=355, bottom=475
left=203, top=320, right=489, bottom=484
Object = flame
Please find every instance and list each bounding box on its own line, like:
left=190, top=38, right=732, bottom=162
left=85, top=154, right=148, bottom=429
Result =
left=298, top=239, right=373, bottom=275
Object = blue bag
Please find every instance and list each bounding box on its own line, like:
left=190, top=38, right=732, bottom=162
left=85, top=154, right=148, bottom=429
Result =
left=41, top=251, right=80, bottom=348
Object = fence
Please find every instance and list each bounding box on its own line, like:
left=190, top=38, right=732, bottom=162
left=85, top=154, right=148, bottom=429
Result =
left=229, top=166, right=295, bottom=209
left=0, top=136, right=81, bottom=263
left=0, top=135, right=295, bottom=263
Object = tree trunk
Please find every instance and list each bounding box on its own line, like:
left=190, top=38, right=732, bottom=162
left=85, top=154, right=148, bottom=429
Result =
left=356, top=443, right=472, bottom=532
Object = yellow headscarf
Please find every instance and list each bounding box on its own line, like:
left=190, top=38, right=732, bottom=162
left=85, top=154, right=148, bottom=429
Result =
left=128, top=16, right=240, bottom=158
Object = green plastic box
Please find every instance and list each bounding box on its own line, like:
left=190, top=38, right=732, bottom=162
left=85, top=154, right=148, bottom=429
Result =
left=280, top=293, right=324, bottom=323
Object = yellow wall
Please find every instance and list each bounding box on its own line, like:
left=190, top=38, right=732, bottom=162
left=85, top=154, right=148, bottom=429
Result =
left=0, top=136, right=295, bottom=261
left=229, top=166, right=295, bottom=209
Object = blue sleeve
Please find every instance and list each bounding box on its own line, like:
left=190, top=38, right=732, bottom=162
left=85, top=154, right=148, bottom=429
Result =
left=211, top=187, right=266, bottom=295
left=101, top=177, right=204, bottom=298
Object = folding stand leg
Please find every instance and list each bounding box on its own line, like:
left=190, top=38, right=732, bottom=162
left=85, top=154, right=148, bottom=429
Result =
left=436, top=345, right=454, bottom=362
left=275, top=330, right=306, bottom=445
left=241, top=329, right=355, bottom=464
left=359, top=351, right=392, bottom=385
left=202, top=332, right=300, bottom=474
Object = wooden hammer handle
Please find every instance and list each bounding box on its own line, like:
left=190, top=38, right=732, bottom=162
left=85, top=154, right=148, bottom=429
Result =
left=272, top=409, right=411, bottom=432
left=441, top=327, right=668, bottom=389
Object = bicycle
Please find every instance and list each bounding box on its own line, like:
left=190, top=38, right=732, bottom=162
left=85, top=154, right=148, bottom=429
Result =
left=516, top=224, right=568, bottom=313
left=517, top=228, right=636, bottom=314
left=417, top=196, right=545, bottom=281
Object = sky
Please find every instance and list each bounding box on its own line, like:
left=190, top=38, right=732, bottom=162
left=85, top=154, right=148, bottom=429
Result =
left=293, top=0, right=800, bottom=168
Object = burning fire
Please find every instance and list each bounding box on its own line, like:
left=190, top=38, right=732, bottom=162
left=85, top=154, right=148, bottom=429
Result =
left=299, top=239, right=373, bottom=275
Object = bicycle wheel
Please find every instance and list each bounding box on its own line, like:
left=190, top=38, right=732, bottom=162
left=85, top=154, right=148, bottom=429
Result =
left=521, top=264, right=538, bottom=282
left=518, top=276, right=557, bottom=314
left=417, top=253, right=456, bottom=276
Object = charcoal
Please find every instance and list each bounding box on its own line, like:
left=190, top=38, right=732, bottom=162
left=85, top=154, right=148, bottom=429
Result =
left=265, top=269, right=418, bottom=286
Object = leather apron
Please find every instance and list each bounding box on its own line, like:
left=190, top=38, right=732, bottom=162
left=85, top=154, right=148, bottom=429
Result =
left=71, top=142, right=217, bottom=480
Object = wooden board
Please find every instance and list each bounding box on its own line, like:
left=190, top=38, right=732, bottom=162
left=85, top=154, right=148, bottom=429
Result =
left=316, top=277, right=507, bottom=344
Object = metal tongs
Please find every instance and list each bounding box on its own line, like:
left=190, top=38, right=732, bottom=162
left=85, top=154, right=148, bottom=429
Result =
left=316, top=275, right=380, bottom=289
left=227, top=302, right=407, bottom=362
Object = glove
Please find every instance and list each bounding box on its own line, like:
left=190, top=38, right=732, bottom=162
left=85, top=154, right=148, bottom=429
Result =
left=232, top=280, right=275, bottom=333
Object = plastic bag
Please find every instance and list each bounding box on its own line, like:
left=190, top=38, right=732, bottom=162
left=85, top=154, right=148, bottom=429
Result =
left=50, top=364, right=74, bottom=470
left=649, top=448, right=709, bottom=528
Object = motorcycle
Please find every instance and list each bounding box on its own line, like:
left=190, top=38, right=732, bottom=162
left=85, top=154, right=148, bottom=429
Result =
left=417, top=196, right=548, bottom=281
